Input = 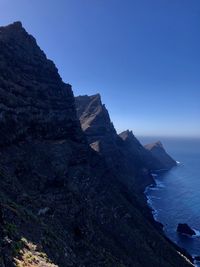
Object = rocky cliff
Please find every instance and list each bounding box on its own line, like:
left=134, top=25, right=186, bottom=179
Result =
left=118, top=130, right=164, bottom=189
left=145, top=141, right=177, bottom=170
left=0, top=22, right=193, bottom=267
left=76, top=95, right=151, bottom=188
left=0, top=21, right=91, bottom=266
left=75, top=94, right=175, bottom=190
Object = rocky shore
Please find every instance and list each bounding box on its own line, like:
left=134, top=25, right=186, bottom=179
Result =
left=144, top=172, right=195, bottom=265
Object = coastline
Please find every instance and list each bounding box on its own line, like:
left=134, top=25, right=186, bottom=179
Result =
left=144, top=171, right=195, bottom=265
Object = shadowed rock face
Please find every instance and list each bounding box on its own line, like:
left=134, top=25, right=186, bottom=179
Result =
left=119, top=130, right=165, bottom=189
left=0, top=21, right=92, bottom=266
left=177, top=223, right=196, bottom=236
left=0, top=21, right=84, bottom=146
left=119, top=130, right=164, bottom=170
left=76, top=94, right=154, bottom=190
left=76, top=94, right=117, bottom=151
left=0, top=22, right=193, bottom=267
left=119, top=131, right=176, bottom=171
left=75, top=95, right=176, bottom=190
left=145, top=141, right=177, bottom=170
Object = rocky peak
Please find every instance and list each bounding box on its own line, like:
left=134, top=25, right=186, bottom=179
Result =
left=119, top=129, right=134, bottom=139
left=0, top=21, right=61, bottom=80
left=145, top=141, right=177, bottom=169
left=0, top=21, right=23, bottom=31
left=145, top=141, right=164, bottom=150
left=119, top=130, right=142, bottom=147
left=76, top=94, right=155, bottom=189
left=0, top=21, right=83, bottom=146
left=75, top=94, right=116, bottom=139
left=0, top=23, right=192, bottom=267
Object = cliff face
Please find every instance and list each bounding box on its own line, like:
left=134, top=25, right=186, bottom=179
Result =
left=0, top=22, right=84, bottom=146
left=118, top=130, right=162, bottom=189
left=75, top=95, right=175, bottom=190
left=0, top=22, right=192, bottom=267
left=0, top=21, right=91, bottom=266
left=145, top=141, right=177, bottom=170
left=75, top=95, right=153, bottom=188
left=119, top=131, right=176, bottom=173
left=75, top=94, right=117, bottom=152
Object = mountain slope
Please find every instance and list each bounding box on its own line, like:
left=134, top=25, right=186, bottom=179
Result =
left=0, top=22, right=193, bottom=267
left=145, top=141, right=177, bottom=170
left=75, top=94, right=175, bottom=190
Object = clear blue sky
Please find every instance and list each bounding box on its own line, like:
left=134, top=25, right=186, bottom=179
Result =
left=0, top=0, right=199, bottom=137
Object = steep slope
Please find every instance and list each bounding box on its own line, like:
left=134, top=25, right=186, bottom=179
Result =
left=119, top=130, right=176, bottom=175
left=75, top=94, right=193, bottom=265
left=0, top=21, right=91, bottom=266
left=0, top=22, right=193, bottom=267
left=75, top=95, right=175, bottom=190
left=76, top=93, right=117, bottom=153
left=145, top=141, right=177, bottom=170
left=118, top=130, right=163, bottom=189
left=75, top=94, right=152, bottom=187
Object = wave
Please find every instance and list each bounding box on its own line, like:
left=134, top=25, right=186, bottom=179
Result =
left=155, top=179, right=166, bottom=188
left=146, top=195, right=160, bottom=221
left=145, top=175, right=164, bottom=223
left=193, top=229, right=200, bottom=238
left=152, top=209, right=159, bottom=221
left=151, top=196, right=161, bottom=200
left=146, top=196, right=153, bottom=206
left=148, top=187, right=160, bottom=192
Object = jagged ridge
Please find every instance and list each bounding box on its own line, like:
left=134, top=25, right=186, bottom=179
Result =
left=0, top=22, right=193, bottom=267
left=145, top=141, right=177, bottom=169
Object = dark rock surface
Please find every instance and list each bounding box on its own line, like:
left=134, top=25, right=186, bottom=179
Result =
left=177, top=223, right=196, bottom=236
left=75, top=95, right=156, bottom=189
left=119, top=130, right=170, bottom=188
left=0, top=22, right=193, bottom=267
left=145, top=141, right=177, bottom=170
left=75, top=95, right=176, bottom=191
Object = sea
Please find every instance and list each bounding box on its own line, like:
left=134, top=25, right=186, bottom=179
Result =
left=138, top=136, right=200, bottom=266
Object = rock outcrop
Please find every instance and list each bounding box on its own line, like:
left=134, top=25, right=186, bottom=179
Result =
left=177, top=223, right=196, bottom=236
left=75, top=95, right=176, bottom=190
left=0, top=22, right=193, bottom=267
left=76, top=95, right=154, bottom=186
left=194, top=256, right=200, bottom=261
left=145, top=141, right=177, bottom=170
left=119, top=130, right=170, bottom=173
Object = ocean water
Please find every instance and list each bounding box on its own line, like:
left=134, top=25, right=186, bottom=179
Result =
left=139, top=137, right=200, bottom=266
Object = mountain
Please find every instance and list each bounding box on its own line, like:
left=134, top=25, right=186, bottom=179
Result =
left=0, top=21, right=91, bottom=266
left=120, top=130, right=176, bottom=171
left=0, top=22, right=193, bottom=267
left=75, top=94, right=175, bottom=190
left=145, top=141, right=177, bottom=170
left=75, top=95, right=151, bottom=186
left=75, top=93, right=117, bottom=152
left=118, top=130, right=164, bottom=189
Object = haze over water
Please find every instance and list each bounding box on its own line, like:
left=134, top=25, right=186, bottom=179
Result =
left=139, top=137, right=200, bottom=265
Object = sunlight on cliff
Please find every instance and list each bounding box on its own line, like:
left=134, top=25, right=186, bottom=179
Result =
left=14, top=237, right=58, bottom=267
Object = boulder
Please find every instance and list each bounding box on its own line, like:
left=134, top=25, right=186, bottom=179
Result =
left=194, top=256, right=200, bottom=261
left=177, top=223, right=196, bottom=236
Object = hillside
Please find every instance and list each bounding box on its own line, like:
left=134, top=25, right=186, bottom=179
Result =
left=0, top=22, right=193, bottom=267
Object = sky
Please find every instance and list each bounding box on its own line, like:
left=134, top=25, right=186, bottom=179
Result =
left=0, top=0, right=199, bottom=137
